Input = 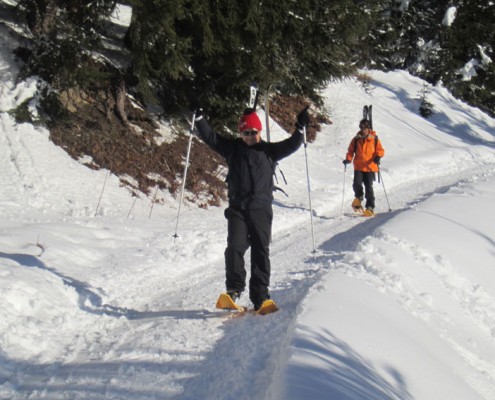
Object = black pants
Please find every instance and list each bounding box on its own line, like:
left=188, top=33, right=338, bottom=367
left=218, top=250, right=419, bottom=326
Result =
left=224, top=206, right=273, bottom=307
left=353, top=171, right=375, bottom=209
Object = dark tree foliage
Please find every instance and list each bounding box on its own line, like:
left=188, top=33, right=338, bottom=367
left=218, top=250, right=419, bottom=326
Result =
left=124, top=0, right=192, bottom=107
left=361, top=0, right=495, bottom=117
left=362, top=0, right=450, bottom=70
left=126, top=0, right=366, bottom=128
left=18, top=0, right=117, bottom=87
left=418, top=83, right=434, bottom=118
left=16, top=0, right=495, bottom=121
left=440, top=0, right=495, bottom=116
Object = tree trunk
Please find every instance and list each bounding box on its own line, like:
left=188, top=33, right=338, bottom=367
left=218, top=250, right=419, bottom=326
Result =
left=24, top=0, right=59, bottom=37
left=112, top=74, right=128, bottom=125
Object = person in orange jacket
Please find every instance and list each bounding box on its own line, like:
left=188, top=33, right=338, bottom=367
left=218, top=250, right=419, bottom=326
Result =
left=343, top=119, right=385, bottom=216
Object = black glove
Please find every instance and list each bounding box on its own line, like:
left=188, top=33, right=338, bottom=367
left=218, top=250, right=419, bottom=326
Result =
left=296, top=105, right=310, bottom=129
left=343, top=159, right=351, bottom=166
left=374, top=156, right=381, bottom=165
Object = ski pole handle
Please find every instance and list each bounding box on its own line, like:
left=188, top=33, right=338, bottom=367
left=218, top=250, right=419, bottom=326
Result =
left=190, top=111, right=197, bottom=131
left=302, top=125, right=308, bottom=147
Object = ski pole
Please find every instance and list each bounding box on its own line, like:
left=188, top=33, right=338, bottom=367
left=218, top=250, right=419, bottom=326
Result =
left=302, top=126, right=316, bottom=253
left=173, top=111, right=197, bottom=239
left=378, top=168, right=392, bottom=212
left=95, top=169, right=110, bottom=217
left=340, top=164, right=347, bottom=219
left=264, top=84, right=271, bottom=143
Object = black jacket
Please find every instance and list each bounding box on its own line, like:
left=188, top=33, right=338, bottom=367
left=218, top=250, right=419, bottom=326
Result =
left=196, top=118, right=303, bottom=209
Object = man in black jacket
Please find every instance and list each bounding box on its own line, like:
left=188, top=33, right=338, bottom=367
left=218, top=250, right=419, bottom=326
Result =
left=195, top=106, right=309, bottom=310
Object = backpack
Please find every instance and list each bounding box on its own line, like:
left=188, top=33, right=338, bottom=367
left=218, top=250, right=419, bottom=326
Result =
left=353, top=134, right=379, bottom=155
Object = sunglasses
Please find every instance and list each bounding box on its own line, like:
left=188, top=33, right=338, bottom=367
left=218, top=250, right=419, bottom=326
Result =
left=359, top=125, right=368, bottom=129
left=242, top=130, right=259, bottom=136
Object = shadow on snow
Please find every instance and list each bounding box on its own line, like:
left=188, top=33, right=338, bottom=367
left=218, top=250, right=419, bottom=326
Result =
left=0, top=251, right=218, bottom=320
left=283, top=327, right=412, bottom=400
left=0, top=355, right=194, bottom=399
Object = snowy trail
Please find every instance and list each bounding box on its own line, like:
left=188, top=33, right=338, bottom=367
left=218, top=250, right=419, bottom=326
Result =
left=175, top=165, right=495, bottom=399
left=142, top=172, right=495, bottom=398
left=3, top=166, right=490, bottom=400
left=2, top=116, right=494, bottom=399
left=2, top=60, right=495, bottom=398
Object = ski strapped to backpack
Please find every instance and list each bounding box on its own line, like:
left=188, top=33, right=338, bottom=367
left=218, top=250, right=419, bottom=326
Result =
left=363, top=104, right=373, bottom=129
left=248, top=81, right=259, bottom=109
left=353, top=104, right=378, bottom=154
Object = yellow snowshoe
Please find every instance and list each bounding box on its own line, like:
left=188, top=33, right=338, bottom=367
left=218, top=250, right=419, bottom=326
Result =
left=363, top=208, right=375, bottom=217
left=352, top=198, right=364, bottom=214
left=255, top=299, right=279, bottom=315
left=216, top=293, right=245, bottom=311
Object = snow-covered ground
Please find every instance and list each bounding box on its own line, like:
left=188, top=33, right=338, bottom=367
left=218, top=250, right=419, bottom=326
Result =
left=1, top=6, right=495, bottom=400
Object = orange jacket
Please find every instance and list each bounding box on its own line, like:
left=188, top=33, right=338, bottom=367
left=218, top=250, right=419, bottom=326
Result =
left=346, top=130, right=385, bottom=172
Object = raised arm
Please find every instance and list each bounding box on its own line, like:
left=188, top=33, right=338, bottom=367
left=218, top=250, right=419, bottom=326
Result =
left=195, top=115, right=234, bottom=159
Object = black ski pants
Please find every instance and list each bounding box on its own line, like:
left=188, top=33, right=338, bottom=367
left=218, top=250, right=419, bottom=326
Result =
left=224, top=206, right=272, bottom=307
left=353, top=170, right=375, bottom=209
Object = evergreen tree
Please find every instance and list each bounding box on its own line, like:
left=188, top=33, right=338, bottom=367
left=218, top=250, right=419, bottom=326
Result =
left=18, top=0, right=117, bottom=87
left=440, top=0, right=495, bottom=116
left=366, top=0, right=494, bottom=117
left=365, top=0, right=451, bottom=71
left=125, top=0, right=192, bottom=106
left=275, top=0, right=365, bottom=96
left=126, top=0, right=366, bottom=128
left=418, top=83, right=434, bottom=118
left=352, top=0, right=391, bottom=69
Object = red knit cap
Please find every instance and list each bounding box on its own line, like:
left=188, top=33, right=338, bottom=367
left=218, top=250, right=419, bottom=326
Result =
left=239, top=111, right=262, bottom=132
